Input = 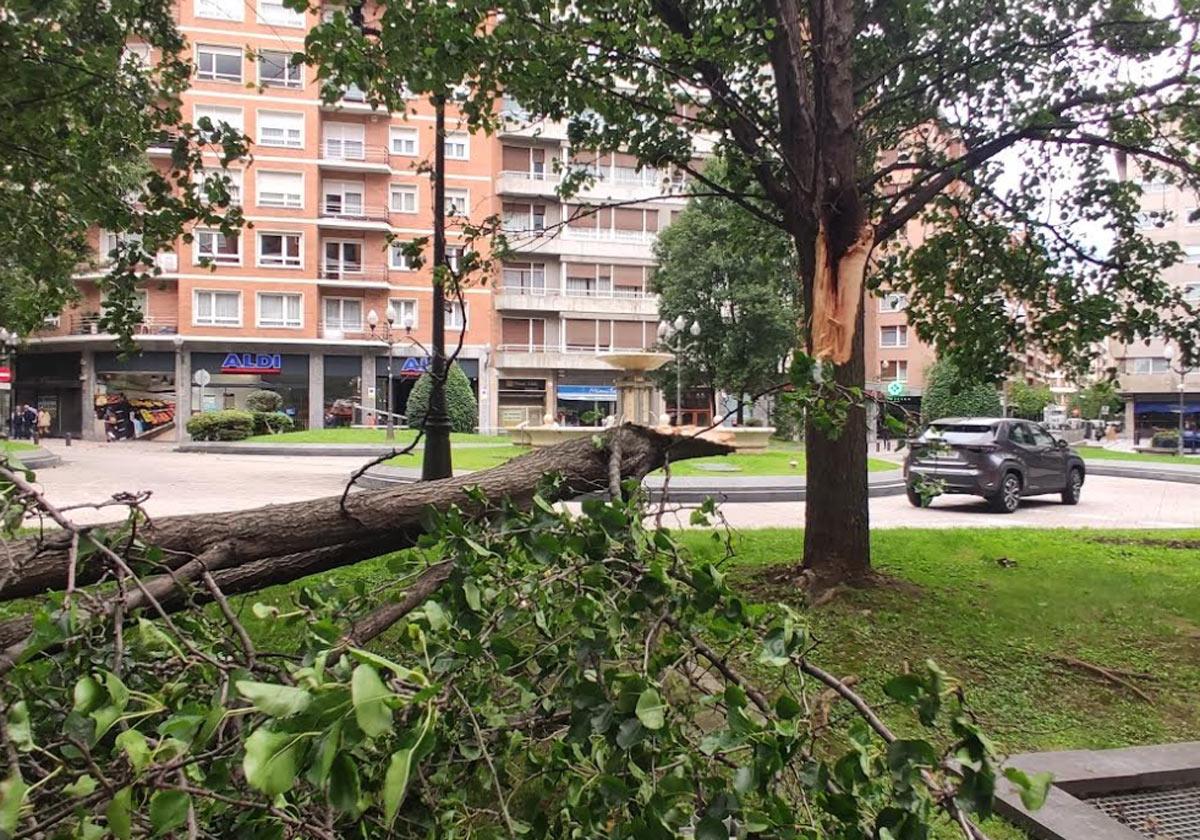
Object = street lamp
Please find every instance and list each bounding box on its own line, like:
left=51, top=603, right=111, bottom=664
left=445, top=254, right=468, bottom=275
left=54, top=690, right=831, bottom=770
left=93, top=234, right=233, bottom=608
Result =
left=1163, top=344, right=1189, bottom=457
left=367, top=305, right=399, bottom=441
left=659, top=317, right=701, bottom=426
left=0, top=328, right=18, bottom=439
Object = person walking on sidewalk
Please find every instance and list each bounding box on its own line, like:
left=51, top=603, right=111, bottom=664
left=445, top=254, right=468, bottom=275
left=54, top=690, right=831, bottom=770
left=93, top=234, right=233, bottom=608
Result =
left=36, top=407, right=51, bottom=440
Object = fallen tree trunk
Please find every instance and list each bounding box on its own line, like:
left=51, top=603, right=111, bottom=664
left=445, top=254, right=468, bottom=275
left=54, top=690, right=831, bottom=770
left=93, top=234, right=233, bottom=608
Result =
left=0, top=425, right=729, bottom=602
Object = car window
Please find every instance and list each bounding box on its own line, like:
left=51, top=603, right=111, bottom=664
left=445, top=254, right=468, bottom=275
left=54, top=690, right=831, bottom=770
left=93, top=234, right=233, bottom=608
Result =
left=1028, top=425, right=1055, bottom=447
left=1007, top=424, right=1033, bottom=445
left=921, top=423, right=997, bottom=445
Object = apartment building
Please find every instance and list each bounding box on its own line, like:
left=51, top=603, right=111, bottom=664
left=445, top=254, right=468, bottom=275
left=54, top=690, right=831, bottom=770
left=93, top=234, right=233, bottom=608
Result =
left=1109, top=153, right=1200, bottom=438
left=18, top=0, right=498, bottom=440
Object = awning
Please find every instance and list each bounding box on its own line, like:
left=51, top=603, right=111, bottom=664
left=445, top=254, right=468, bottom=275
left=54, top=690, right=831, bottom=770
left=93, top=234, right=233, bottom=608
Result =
left=1134, top=400, right=1200, bottom=414
left=557, top=384, right=617, bottom=402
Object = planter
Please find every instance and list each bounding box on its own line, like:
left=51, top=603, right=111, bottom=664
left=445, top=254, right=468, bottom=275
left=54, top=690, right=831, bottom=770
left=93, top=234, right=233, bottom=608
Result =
left=726, top=426, right=776, bottom=452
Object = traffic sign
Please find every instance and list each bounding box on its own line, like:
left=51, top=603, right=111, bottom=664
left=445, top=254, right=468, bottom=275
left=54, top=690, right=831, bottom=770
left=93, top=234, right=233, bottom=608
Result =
left=0, top=366, right=10, bottom=384
left=193, top=369, right=212, bottom=387
left=886, top=380, right=905, bottom=398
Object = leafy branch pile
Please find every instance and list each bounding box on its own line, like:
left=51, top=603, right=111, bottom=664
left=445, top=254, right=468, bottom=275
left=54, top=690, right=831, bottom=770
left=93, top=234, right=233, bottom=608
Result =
left=0, top=456, right=1048, bottom=838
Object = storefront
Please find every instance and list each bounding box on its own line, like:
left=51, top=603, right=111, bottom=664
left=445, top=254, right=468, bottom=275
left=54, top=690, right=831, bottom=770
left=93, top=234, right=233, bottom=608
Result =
left=322, top=355, right=363, bottom=428
left=1130, top=397, right=1200, bottom=444
left=556, top=381, right=618, bottom=426
left=191, top=351, right=310, bottom=428
left=376, top=355, right=479, bottom=422
left=13, top=352, right=83, bottom=437
left=497, top=378, right=547, bottom=428
left=93, top=351, right=177, bottom=441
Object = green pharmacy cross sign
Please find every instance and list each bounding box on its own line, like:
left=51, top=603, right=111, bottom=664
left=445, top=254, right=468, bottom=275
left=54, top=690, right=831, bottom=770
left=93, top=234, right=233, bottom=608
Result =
left=887, top=380, right=906, bottom=398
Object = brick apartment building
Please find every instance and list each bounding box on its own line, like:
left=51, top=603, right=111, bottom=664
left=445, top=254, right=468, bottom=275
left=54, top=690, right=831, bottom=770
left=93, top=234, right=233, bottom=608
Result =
left=13, top=0, right=935, bottom=440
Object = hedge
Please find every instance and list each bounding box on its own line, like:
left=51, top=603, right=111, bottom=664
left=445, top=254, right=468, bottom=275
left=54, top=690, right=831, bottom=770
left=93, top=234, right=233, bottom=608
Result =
left=251, top=411, right=295, bottom=435
left=405, top=362, right=478, bottom=433
left=186, top=410, right=255, bottom=441
left=244, top=389, right=284, bottom=413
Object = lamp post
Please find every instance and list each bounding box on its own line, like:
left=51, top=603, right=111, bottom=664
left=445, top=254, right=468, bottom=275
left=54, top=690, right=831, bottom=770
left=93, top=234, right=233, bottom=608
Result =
left=367, top=305, right=399, bottom=441
left=0, top=328, right=18, bottom=439
left=658, top=315, right=700, bottom=426
left=1163, top=344, right=1190, bottom=456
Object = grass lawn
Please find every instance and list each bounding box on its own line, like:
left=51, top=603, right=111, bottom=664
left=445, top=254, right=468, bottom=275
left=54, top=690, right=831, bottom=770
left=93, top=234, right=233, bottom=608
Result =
left=235, top=526, right=1199, bottom=838
left=384, top=444, right=529, bottom=472
left=663, top=449, right=899, bottom=476
left=1076, top=446, right=1200, bottom=466
left=1, top=440, right=36, bottom=452
left=243, top=427, right=511, bottom=445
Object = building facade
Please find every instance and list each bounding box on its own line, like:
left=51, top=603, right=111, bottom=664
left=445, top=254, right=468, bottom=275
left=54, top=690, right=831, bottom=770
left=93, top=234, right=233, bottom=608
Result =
left=1109, top=153, right=1200, bottom=439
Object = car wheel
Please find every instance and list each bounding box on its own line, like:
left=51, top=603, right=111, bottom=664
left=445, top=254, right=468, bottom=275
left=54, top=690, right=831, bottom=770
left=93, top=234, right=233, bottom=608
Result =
left=1061, top=468, right=1082, bottom=505
left=988, top=472, right=1021, bottom=514
left=906, top=484, right=926, bottom=508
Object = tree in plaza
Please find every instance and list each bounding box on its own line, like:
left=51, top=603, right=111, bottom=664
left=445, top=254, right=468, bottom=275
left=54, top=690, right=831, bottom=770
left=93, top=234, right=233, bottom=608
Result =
left=0, top=0, right=246, bottom=346
left=1006, top=381, right=1056, bottom=420
left=921, top=360, right=1004, bottom=424
left=1071, top=380, right=1125, bottom=420
left=405, top=362, right=480, bottom=433
left=652, top=171, right=799, bottom=423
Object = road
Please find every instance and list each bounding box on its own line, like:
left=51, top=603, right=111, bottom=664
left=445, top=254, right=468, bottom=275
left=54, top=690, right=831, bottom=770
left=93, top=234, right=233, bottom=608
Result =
left=16, top=439, right=1200, bottom=530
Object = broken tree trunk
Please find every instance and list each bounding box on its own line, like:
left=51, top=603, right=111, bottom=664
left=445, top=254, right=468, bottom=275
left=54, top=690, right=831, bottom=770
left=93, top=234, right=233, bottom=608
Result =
left=0, top=425, right=730, bottom=603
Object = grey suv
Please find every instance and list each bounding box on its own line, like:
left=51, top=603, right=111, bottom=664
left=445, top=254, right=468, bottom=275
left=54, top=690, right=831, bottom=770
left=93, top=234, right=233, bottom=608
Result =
left=903, top=417, right=1086, bottom=513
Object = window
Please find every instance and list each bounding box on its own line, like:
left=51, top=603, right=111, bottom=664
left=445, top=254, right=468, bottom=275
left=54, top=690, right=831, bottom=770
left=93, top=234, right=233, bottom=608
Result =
left=323, top=240, right=363, bottom=275
left=322, top=181, right=365, bottom=216
left=101, top=290, right=148, bottom=318
left=389, top=298, right=418, bottom=329
left=878, top=292, right=908, bottom=312
left=1028, top=425, right=1056, bottom=448
left=1184, top=284, right=1200, bottom=303
left=389, top=241, right=415, bottom=270
left=444, top=132, right=469, bottom=160
left=446, top=246, right=469, bottom=272
left=258, top=232, right=302, bottom=268
left=124, top=44, right=151, bottom=67
left=444, top=189, right=469, bottom=216
left=503, top=262, right=546, bottom=294
left=390, top=184, right=418, bottom=213
left=390, top=127, right=418, bottom=156
left=880, top=325, right=908, bottom=347
left=256, top=0, right=304, bottom=27
left=880, top=360, right=908, bottom=381
left=1184, top=245, right=1200, bottom=264
left=446, top=300, right=467, bottom=330
left=195, top=0, right=242, bottom=21
left=194, top=104, right=244, bottom=133
left=1007, top=423, right=1034, bottom=446
left=196, top=45, right=242, bottom=82
left=322, top=123, right=365, bottom=160
left=193, top=290, right=241, bottom=326
left=257, top=292, right=303, bottom=328
left=1130, top=357, right=1170, bottom=375
left=99, top=230, right=143, bottom=262
left=323, top=297, right=363, bottom=330
left=256, top=170, right=303, bottom=208
left=257, top=110, right=304, bottom=148
left=195, top=168, right=242, bottom=204
left=258, top=50, right=303, bottom=88
left=194, top=229, right=240, bottom=264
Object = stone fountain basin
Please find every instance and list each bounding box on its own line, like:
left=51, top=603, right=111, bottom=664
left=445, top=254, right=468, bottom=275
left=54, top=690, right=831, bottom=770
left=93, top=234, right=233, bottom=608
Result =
left=597, top=351, right=674, bottom=372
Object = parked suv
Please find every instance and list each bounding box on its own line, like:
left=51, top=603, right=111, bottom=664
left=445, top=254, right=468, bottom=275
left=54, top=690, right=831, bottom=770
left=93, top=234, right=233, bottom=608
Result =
left=903, top=417, right=1086, bottom=513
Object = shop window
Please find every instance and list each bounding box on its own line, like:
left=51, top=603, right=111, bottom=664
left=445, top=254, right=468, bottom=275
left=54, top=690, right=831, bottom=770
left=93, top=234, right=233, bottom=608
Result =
left=258, top=232, right=302, bottom=268
left=257, top=292, right=303, bottom=328
left=193, top=290, right=241, bottom=326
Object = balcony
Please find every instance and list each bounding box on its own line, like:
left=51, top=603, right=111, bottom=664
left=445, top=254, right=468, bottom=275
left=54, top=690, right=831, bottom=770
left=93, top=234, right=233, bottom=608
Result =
left=319, top=85, right=388, bottom=115
left=318, top=264, right=391, bottom=289
left=317, top=141, right=391, bottom=173
left=494, top=342, right=654, bottom=371
left=495, top=286, right=658, bottom=316
left=70, top=315, right=179, bottom=336
left=319, top=321, right=371, bottom=341
left=148, top=131, right=185, bottom=157
left=496, top=170, right=560, bottom=197
left=317, top=203, right=391, bottom=232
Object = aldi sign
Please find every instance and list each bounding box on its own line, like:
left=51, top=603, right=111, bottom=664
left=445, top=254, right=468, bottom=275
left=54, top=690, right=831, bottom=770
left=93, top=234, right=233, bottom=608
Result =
left=399, top=357, right=430, bottom=377
left=221, top=352, right=282, bottom=375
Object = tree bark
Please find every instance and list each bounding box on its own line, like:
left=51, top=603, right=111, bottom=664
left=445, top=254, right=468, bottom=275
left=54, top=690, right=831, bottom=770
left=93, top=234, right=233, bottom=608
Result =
left=0, top=424, right=730, bottom=603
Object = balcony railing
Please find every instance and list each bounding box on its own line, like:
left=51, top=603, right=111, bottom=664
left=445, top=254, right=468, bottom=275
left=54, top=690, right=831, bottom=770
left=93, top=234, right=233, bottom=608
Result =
left=500, top=169, right=556, bottom=182
left=318, top=263, right=390, bottom=283
left=561, top=227, right=657, bottom=244
left=318, top=141, right=391, bottom=166
left=70, top=315, right=179, bottom=335
left=564, top=286, right=653, bottom=300
left=501, top=214, right=549, bottom=234
left=319, top=321, right=369, bottom=340
left=498, top=342, right=653, bottom=354
left=319, top=202, right=391, bottom=223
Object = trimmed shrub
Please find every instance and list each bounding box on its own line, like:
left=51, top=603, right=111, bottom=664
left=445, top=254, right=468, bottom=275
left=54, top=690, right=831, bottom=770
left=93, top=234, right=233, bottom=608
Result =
left=921, top=359, right=1002, bottom=424
left=1152, top=431, right=1180, bottom=449
left=252, top=411, right=295, bottom=436
left=244, top=389, right=284, bottom=413
left=186, top=410, right=255, bottom=441
left=405, top=362, right=478, bottom=433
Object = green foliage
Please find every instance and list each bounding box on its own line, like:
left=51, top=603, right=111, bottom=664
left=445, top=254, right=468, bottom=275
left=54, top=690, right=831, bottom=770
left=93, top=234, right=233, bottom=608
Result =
left=245, top=390, right=284, bottom=413
left=1152, top=430, right=1181, bottom=448
left=185, top=410, right=255, bottom=441
left=921, top=360, right=1003, bottom=424
left=251, top=411, right=295, bottom=436
left=1007, top=381, right=1055, bottom=420
left=0, top=0, right=247, bottom=347
left=651, top=161, right=798, bottom=403
left=1071, top=380, right=1124, bottom=420
left=1, top=484, right=1018, bottom=837
left=405, top=362, right=478, bottom=433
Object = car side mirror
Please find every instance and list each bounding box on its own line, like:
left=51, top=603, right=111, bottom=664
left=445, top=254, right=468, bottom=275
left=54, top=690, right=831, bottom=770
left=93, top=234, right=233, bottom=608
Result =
left=1055, top=438, right=1069, bottom=450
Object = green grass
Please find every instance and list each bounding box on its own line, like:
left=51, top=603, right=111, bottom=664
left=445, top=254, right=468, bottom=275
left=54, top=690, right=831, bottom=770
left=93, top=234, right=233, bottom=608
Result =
left=1076, top=446, right=1200, bottom=466
left=1, top=440, right=36, bottom=452
left=243, top=428, right=511, bottom=445
left=384, top=445, right=528, bottom=472
left=663, top=450, right=899, bottom=476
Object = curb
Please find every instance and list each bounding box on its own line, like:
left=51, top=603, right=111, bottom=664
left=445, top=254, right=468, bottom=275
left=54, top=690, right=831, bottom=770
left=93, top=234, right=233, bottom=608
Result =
left=176, top=441, right=510, bottom=456
left=1084, top=462, right=1200, bottom=485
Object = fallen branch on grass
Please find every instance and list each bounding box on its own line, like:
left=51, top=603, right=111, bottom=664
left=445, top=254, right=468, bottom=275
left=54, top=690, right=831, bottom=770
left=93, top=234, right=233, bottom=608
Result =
left=1050, top=655, right=1156, bottom=704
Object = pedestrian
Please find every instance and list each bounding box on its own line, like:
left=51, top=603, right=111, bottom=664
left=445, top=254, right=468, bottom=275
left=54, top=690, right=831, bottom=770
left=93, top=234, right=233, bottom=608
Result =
left=36, top=407, right=51, bottom=439
left=11, top=404, right=24, bottom=440
left=23, top=404, right=38, bottom=443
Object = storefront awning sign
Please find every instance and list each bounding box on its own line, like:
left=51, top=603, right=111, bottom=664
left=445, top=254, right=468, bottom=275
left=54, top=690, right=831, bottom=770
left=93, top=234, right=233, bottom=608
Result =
left=221, top=352, right=282, bottom=375
left=399, top=357, right=430, bottom=378
left=558, top=385, right=618, bottom=402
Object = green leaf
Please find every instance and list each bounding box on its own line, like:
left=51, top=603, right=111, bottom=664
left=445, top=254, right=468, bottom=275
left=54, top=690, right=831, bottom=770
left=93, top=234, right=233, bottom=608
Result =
left=236, top=680, right=313, bottom=718
left=774, top=694, right=802, bottom=721
left=463, top=580, right=483, bottom=612
left=351, top=664, right=394, bottom=738
left=887, top=738, right=938, bottom=772
left=103, top=671, right=130, bottom=712
left=115, top=729, right=152, bottom=772
left=329, top=752, right=361, bottom=813
left=106, top=787, right=132, bottom=840
left=306, top=722, right=341, bottom=787
left=615, top=718, right=643, bottom=749
left=383, top=747, right=416, bottom=827
left=242, top=728, right=304, bottom=796
left=73, top=675, right=104, bottom=713
left=1004, top=767, right=1053, bottom=811
left=695, top=816, right=728, bottom=840
left=149, top=789, right=191, bottom=836
left=0, top=770, right=27, bottom=836
left=883, top=673, right=924, bottom=704
left=90, top=704, right=123, bottom=743
left=7, top=701, right=32, bottom=751
left=635, top=687, right=666, bottom=730
left=64, top=774, right=98, bottom=797
left=348, top=648, right=424, bottom=683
